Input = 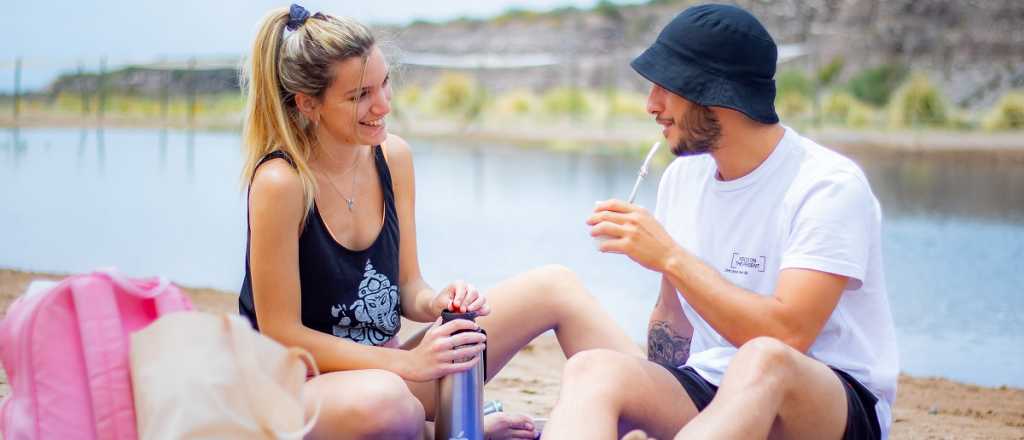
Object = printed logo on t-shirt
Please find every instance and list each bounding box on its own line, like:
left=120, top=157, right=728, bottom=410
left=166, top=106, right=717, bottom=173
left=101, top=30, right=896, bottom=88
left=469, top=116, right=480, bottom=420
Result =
left=726, top=253, right=766, bottom=275
left=330, top=259, right=401, bottom=345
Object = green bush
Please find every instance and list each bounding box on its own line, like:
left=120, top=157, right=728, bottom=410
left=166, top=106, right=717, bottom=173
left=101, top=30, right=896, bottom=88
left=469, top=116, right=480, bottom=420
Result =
left=595, top=0, right=624, bottom=20
left=847, top=64, right=908, bottom=107
left=542, top=88, right=591, bottom=116
left=849, top=104, right=877, bottom=128
left=776, top=70, right=813, bottom=98
left=432, top=73, right=477, bottom=114
left=817, top=57, right=845, bottom=88
left=495, top=89, right=538, bottom=115
left=462, top=88, right=489, bottom=124
left=982, top=91, right=1024, bottom=131
left=822, top=92, right=875, bottom=127
left=200, top=93, right=244, bottom=117
left=54, top=92, right=89, bottom=113
left=822, top=92, right=857, bottom=122
left=607, top=90, right=648, bottom=118
left=549, top=6, right=579, bottom=16
left=395, top=84, right=422, bottom=108
left=776, top=93, right=811, bottom=120
left=887, top=74, right=949, bottom=128
left=495, top=7, right=540, bottom=24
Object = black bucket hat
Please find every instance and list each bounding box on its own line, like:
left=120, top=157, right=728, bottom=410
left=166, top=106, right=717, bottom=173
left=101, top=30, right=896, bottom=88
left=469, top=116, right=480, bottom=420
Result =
left=631, top=4, right=779, bottom=124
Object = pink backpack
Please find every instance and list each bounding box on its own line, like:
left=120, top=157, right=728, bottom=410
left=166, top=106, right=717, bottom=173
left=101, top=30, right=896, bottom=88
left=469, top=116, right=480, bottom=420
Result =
left=0, top=270, right=193, bottom=439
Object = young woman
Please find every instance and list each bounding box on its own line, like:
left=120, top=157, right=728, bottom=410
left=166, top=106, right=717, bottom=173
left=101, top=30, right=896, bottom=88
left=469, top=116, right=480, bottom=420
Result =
left=238, top=5, right=640, bottom=439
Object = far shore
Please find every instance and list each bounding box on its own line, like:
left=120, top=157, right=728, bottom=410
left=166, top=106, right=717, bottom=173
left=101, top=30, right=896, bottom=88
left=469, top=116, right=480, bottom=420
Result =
left=1, top=268, right=1022, bottom=438
left=3, top=114, right=1024, bottom=163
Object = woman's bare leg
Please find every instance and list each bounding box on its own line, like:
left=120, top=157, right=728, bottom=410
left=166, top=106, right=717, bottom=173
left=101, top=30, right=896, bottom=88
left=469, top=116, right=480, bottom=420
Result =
left=405, top=264, right=641, bottom=419
left=304, top=369, right=425, bottom=440
left=477, top=264, right=641, bottom=377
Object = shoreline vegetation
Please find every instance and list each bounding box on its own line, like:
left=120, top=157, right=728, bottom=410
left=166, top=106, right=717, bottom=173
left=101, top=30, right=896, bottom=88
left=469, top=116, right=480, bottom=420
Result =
left=3, top=112, right=1024, bottom=165
left=1, top=268, right=1023, bottom=438
left=2, top=61, right=1022, bottom=163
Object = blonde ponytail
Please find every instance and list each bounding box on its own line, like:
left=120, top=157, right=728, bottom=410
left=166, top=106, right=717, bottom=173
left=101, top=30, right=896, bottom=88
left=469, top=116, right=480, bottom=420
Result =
left=240, top=7, right=375, bottom=222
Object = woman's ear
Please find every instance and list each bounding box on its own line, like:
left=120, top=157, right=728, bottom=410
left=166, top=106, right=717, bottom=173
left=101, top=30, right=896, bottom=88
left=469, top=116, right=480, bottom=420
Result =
left=294, top=92, right=319, bottom=120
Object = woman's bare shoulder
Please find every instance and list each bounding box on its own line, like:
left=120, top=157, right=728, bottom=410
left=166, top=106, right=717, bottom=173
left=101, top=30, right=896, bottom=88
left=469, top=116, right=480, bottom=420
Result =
left=249, top=157, right=305, bottom=222
left=382, top=133, right=413, bottom=166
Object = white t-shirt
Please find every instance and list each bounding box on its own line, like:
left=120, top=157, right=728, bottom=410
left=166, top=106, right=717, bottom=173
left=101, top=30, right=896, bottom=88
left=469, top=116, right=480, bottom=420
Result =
left=654, top=126, right=898, bottom=438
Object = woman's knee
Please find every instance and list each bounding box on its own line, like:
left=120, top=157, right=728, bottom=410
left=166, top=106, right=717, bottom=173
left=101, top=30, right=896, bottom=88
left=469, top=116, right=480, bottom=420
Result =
left=537, top=263, right=581, bottom=287
left=528, top=264, right=591, bottom=306
left=308, top=370, right=424, bottom=438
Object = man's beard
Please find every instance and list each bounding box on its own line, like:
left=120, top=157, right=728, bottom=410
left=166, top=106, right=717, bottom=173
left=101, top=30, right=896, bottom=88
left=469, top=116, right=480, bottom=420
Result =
left=672, top=104, right=722, bottom=157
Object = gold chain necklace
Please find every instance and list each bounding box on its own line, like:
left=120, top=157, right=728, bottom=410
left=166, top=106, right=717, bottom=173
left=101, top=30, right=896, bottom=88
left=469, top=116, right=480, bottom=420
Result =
left=319, top=146, right=367, bottom=212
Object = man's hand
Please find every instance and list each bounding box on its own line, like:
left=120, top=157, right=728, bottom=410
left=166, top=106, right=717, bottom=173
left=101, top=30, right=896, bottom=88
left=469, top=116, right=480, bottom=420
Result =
left=588, top=199, right=679, bottom=272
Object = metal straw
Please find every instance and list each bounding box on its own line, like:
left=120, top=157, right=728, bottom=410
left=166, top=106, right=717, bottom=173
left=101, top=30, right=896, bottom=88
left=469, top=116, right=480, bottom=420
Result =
left=627, top=141, right=662, bottom=204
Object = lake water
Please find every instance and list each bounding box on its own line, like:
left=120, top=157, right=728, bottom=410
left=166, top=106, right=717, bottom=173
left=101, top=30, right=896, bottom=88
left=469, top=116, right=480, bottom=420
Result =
left=1, top=127, right=1022, bottom=388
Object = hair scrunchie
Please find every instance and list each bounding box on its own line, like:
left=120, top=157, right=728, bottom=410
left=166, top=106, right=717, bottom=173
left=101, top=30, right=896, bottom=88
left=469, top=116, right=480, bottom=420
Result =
left=286, top=4, right=311, bottom=31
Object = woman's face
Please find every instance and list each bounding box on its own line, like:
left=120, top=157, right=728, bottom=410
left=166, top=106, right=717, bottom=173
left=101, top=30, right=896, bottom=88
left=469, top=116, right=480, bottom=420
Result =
left=315, top=46, right=391, bottom=147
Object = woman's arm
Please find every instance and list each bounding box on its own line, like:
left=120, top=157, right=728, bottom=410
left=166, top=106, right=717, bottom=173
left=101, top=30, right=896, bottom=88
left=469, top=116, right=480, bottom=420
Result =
left=383, top=134, right=437, bottom=322
left=385, top=135, right=489, bottom=322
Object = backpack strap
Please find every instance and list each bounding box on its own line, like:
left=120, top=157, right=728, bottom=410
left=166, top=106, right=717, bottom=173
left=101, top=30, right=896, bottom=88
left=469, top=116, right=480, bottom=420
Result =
left=70, top=276, right=137, bottom=440
left=153, top=284, right=194, bottom=315
left=93, top=268, right=193, bottom=315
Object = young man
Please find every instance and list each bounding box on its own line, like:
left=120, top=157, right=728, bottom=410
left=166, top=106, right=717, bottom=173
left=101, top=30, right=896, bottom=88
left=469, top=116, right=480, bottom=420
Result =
left=543, top=4, right=897, bottom=440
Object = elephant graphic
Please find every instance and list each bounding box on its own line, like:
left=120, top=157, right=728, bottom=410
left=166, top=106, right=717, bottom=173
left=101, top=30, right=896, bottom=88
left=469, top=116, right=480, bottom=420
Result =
left=331, top=259, right=400, bottom=345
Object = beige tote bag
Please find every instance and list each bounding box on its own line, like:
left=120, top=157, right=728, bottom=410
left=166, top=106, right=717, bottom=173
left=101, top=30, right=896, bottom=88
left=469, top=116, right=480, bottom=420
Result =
left=130, top=312, right=320, bottom=439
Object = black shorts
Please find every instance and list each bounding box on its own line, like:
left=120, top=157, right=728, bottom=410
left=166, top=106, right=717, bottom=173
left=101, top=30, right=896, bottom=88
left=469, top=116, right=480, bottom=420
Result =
left=662, top=365, right=882, bottom=440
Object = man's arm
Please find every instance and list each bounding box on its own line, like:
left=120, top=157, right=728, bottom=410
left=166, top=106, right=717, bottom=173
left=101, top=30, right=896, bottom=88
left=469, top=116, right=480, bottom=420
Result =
left=647, top=276, right=694, bottom=367
left=661, top=252, right=846, bottom=352
left=590, top=200, right=847, bottom=353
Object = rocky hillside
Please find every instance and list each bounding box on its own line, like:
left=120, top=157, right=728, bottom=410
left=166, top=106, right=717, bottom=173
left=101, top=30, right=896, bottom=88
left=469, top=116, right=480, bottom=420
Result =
left=47, top=0, right=1023, bottom=109
left=382, top=0, right=1024, bottom=109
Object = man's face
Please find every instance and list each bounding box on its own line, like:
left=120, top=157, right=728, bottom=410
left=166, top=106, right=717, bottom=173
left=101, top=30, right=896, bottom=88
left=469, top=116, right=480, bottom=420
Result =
left=646, top=84, right=721, bottom=156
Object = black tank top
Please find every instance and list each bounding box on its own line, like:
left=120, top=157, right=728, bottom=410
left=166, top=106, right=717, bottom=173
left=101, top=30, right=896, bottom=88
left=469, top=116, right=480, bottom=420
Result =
left=239, top=146, right=402, bottom=346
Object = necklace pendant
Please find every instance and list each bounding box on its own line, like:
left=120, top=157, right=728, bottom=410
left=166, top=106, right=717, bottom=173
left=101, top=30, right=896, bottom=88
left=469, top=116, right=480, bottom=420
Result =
left=345, top=198, right=355, bottom=211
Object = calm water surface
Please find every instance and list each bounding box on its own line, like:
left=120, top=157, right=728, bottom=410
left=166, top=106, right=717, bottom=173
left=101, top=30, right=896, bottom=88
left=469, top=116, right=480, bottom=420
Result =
left=1, top=127, right=1022, bottom=387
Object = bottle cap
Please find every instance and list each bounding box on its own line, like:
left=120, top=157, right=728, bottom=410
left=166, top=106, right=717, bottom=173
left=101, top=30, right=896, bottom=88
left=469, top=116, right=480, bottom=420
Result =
left=441, top=309, right=478, bottom=324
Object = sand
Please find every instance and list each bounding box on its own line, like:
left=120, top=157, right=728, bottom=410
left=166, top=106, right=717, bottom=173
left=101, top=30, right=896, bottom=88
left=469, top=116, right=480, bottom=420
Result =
left=1, top=269, right=1022, bottom=439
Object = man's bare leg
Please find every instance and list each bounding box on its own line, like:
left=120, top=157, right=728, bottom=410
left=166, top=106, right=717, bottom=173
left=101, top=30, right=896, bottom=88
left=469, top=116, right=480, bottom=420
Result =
left=674, top=337, right=848, bottom=440
left=542, top=349, right=700, bottom=440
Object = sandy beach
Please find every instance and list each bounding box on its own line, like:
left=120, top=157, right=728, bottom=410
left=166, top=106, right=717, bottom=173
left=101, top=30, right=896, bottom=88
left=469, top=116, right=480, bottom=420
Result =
left=1, top=269, right=1022, bottom=439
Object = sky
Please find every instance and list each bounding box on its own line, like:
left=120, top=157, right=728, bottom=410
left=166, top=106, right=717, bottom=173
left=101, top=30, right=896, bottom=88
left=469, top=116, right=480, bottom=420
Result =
left=2, top=0, right=645, bottom=92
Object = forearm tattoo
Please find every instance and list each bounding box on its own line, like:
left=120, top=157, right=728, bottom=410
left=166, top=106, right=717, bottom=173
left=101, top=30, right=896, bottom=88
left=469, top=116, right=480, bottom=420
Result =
left=647, top=320, right=692, bottom=368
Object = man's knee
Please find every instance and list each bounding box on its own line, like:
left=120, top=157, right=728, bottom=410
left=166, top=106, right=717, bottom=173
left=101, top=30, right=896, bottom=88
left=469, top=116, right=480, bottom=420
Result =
left=733, top=337, right=798, bottom=383
left=561, top=349, right=638, bottom=399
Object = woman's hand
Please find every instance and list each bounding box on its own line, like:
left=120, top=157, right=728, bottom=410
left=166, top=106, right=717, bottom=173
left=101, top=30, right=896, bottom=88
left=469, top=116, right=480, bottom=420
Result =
left=402, top=317, right=487, bottom=382
left=433, top=279, right=491, bottom=316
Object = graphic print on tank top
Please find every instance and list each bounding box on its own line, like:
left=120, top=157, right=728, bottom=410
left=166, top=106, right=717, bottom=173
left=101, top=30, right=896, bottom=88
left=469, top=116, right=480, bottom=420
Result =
left=330, top=259, right=401, bottom=345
